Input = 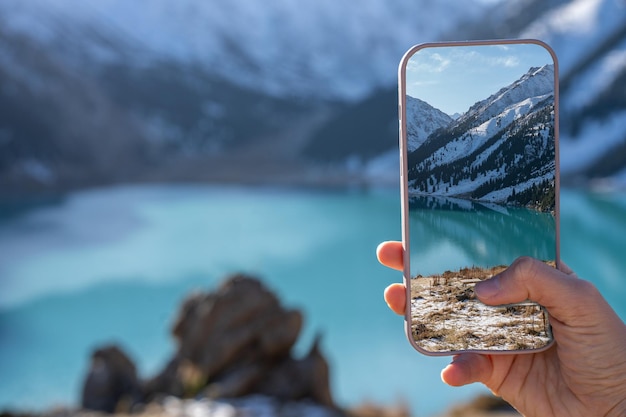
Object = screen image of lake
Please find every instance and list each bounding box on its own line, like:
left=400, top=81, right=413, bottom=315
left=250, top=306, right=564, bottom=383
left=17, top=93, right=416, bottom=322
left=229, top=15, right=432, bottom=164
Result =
left=407, top=195, right=555, bottom=353
left=408, top=195, right=555, bottom=277
left=0, top=185, right=625, bottom=416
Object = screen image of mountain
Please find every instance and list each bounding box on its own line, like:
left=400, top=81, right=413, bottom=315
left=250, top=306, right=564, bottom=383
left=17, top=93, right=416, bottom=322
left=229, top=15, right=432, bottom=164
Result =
left=406, top=65, right=555, bottom=212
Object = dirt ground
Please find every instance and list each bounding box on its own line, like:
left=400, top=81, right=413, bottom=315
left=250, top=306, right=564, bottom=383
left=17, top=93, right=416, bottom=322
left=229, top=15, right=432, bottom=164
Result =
left=410, top=265, right=553, bottom=353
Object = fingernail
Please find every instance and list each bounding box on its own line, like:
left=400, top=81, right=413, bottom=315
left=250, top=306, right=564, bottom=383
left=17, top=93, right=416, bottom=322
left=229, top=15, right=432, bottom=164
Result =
left=475, top=277, right=500, bottom=299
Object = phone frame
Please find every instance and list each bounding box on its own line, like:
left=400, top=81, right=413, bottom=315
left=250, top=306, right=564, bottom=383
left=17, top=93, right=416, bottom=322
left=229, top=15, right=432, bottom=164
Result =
left=398, top=39, right=561, bottom=356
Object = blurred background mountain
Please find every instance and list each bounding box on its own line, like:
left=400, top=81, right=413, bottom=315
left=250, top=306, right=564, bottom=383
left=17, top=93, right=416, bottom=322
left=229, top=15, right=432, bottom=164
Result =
left=0, top=0, right=625, bottom=194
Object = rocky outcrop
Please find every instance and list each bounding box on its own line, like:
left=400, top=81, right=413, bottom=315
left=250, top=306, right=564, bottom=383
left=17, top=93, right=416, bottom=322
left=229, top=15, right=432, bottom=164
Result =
left=81, top=273, right=335, bottom=413
left=80, top=345, right=143, bottom=413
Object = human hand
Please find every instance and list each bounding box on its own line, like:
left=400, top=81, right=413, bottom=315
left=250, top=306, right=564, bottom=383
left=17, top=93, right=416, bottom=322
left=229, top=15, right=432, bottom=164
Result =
left=376, top=240, right=626, bottom=417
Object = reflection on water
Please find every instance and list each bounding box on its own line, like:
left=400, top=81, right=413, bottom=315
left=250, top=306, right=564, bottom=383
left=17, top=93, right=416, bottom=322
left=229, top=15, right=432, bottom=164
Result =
left=409, top=195, right=555, bottom=277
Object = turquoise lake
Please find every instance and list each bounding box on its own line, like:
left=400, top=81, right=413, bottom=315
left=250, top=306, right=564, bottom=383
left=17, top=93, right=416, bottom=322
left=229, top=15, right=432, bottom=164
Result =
left=407, top=195, right=556, bottom=279
left=0, top=184, right=625, bottom=416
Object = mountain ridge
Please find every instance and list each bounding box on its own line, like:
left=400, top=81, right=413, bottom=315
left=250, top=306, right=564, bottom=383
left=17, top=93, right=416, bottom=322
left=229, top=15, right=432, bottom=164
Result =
left=0, top=0, right=490, bottom=101
left=0, top=0, right=624, bottom=194
left=407, top=64, right=555, bottom=209
left=405, top=96, right=454, bottom=152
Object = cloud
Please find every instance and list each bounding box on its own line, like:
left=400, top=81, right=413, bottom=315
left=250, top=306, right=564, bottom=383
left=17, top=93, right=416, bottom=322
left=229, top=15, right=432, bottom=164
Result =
left=453, top=48, right=520, bottom=69
left=491, top=55, right=520, bottom=67
left=407, top=52, right=451, bottom=74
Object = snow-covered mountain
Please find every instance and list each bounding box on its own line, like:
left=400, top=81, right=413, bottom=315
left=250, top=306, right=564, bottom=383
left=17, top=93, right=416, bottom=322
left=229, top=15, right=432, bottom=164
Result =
left=0, top=0, right=490, bottom=101
left=0, top=0, right=496, bottom=193
left=405, top=97, right=453, bottom=152
left=474, top=0, right=626, bottom=183
left=0, top=0, right=624, bottom=193
left=515, top=0, right=626, bottom=180
left=407, top=65, right=555, bottom=209
left=361, top=0, right=626, bottom=186
left=457, top=65, right=554, bottom=130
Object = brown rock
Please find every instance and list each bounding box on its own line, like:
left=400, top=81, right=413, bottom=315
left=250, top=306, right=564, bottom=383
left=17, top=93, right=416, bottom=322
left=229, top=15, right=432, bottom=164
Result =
left=80, top=345, right=142, bottom=413
left=171, top=274, right=302, bottom=377
left=145, top=273, right=334, bottom=407
left=257, top=334, right=334, bottom=407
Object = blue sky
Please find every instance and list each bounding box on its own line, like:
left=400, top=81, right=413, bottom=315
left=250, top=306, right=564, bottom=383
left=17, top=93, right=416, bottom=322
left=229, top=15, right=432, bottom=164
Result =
left=405, top=42, right=555, bottom=115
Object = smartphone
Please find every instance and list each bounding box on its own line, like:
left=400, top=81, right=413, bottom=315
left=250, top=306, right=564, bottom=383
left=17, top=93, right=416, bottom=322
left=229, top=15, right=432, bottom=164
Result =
left=398, top=39, right=560, bottom=355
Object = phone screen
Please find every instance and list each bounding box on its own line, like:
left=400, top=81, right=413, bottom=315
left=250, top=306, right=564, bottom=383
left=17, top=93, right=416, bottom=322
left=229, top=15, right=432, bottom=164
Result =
left=398, top=40, right=559, bottom=355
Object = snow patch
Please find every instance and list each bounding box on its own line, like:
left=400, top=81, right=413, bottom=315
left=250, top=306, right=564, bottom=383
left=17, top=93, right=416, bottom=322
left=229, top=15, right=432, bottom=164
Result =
left=521, top=0, right=626, bottom=75
left=560, top=111, right=626, bottom=174
left=364, top=149, right=400, bottom=185
left=0, top=0, right=493, bottom=100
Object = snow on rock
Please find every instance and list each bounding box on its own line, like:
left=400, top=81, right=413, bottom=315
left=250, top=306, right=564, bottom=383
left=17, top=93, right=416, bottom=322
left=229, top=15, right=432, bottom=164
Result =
left=520, top=0, right=626, bottom=76
left=161, top=395, right=343, bottom=417
left=405, top=96, right=454, bottom=151
left=560, top=110, right=626, bottom=175
left=561, top=36, right=626, bottom=113
left=460, top=64, right=554, bottom=128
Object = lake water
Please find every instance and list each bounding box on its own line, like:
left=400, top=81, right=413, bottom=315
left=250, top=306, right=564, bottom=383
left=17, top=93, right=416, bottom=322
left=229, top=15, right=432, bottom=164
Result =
left=0, top=184, right=625, bottom=416
left=407, top=195, right=556, bottom=278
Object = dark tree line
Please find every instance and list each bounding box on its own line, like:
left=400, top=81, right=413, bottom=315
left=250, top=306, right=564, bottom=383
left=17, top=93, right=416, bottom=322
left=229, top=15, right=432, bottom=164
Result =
left=507, top=179, right=555, bottom=212
left=469, top=105, right=554, bottom=204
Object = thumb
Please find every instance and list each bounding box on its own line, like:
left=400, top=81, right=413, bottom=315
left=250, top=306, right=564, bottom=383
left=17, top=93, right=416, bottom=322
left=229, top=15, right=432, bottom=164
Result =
left=474, top=256, right=599, bottom=326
